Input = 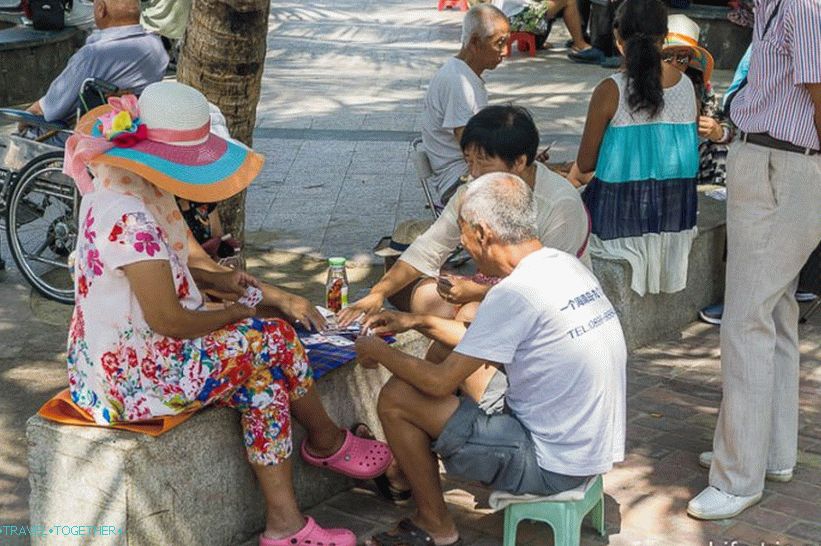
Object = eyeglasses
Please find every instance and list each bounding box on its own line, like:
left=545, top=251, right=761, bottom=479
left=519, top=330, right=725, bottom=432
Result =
left=663, top=53, right=692, bottom=66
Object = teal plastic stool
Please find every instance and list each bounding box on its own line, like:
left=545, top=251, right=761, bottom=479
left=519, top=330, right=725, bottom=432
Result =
left=500, top=475, right=606, bottom=546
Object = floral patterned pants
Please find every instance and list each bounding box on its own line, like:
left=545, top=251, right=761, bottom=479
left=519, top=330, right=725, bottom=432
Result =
left=197, top=317, right=314, bottom=466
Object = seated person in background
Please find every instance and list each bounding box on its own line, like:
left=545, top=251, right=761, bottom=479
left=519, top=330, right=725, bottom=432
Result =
left=356, top=173, right=627, bottom=545
left=22, top=0, right=168, bottom=140
left=421, top=4, right=509, bottom=206
left=663, top=15, right=731, bottom=186
left=492, top=0, right=591, bottom=52
left=339, top=105, right=590, bottom=327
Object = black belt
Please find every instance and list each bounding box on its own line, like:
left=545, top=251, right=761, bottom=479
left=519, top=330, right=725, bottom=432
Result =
left=740, top=132, right=819, bottom=156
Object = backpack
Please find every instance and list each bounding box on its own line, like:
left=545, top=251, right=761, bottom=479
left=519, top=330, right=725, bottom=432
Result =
left=24, top=0, right=74, bottom=31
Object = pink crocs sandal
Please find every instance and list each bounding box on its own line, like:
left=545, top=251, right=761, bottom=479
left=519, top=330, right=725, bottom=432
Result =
left=300, top=429, right=393, bottom=480
left=258, top=517, right=355, bottom=546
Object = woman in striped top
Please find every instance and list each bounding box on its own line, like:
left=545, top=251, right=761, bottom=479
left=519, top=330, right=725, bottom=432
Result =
left=571, top=0, right=699, bottom=296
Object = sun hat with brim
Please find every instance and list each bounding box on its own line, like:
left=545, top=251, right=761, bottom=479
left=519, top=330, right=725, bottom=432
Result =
left=64, top=81, right=264, bottom=203
left=663, top=14, right=714, bottom=83
left=374, top=219, right=434, bottom=257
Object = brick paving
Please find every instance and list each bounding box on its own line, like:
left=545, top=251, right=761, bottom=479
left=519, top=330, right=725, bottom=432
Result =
left=268, top=318, right=820, bottom=546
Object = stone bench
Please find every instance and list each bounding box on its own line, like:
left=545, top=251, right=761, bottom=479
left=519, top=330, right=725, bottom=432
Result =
left=593, top=190, right=726, bottom=351
left=0, top=25, right=86, bottom=106
left=26, top=332, right=430, bottom=546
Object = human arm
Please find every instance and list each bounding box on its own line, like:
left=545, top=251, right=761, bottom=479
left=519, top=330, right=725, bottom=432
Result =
left=355, top=336, right=489, bottom=398
left=336, top=259, right=425, bottom=326
left=575, top=78, right=618, bottom=174
left=809, top=83, right=821, bottom=146
left=338, top=203, right=462, bottom=326
left=123, top=260, right=255, bottom=339
left=435, top=275, right=490, bottom=305
left=362, top=309, right=469, bottom=348
left=186, top=231, right=326, bottom=330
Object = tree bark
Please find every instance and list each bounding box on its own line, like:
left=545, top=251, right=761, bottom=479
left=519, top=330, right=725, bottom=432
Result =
left=177, top=0, right=270, bottom=254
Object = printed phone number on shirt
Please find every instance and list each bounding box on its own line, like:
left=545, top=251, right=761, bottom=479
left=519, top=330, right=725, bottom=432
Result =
left=567, top=308, right=618, bottom=340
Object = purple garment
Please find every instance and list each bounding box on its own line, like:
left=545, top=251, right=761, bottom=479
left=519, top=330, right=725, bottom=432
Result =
left=730, top=0, right=821, bottom=150
left=40, top=25, right=169, bottom=123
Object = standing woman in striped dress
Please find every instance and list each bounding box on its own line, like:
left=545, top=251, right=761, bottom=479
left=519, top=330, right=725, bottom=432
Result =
left=570, top=0, right=699, bottom=296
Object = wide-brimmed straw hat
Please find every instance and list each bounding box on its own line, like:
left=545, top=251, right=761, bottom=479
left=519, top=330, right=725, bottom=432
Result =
left=663, top=14, right=714, bottom=83
left=374, top=219, right=433, bottom=257
left=67, top=81, right=264, bottom=202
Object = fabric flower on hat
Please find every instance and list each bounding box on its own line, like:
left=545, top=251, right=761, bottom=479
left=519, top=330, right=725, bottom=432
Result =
left=95, top=95, right=148, bottom=147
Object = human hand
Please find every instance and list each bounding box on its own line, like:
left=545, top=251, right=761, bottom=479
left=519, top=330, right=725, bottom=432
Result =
left=362, top=309, right=417, bottom=335
left=281, top=295, right=327, bottom=331
left=337, top=291, right=384, bottom=327
left=566, top=162, right=594, bottom=188
left=698, top=116, right=723, bottom=142
left=210, top=270, right=260, bottom=299
left=436, top=275, right=487, bottom=305
left=535, top=140, right=557, bottom=165
left=355, top=335, right=388, bottom=369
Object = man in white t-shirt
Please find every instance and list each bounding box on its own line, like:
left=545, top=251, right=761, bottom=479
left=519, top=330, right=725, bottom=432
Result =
left=421, top=4, right=509, bottom=205
left=356, top=173, right=626, bottom=546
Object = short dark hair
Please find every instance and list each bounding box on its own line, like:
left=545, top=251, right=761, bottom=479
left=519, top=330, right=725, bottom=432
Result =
left=460, top=105, right=539, bottom=167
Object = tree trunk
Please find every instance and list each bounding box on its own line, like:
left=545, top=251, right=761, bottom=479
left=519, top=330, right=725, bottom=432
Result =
left=177, top=0, right=270, bottom=255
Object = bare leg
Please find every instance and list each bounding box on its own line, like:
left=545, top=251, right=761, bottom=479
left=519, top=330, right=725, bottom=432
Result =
left=251, top=459, right=306, bottom=538
left=376, top=378, right=461, bottom=544
left=290, top=386, right=345, bottom=457
left=410, top=278, right=458, bottom=319
left=547, top=0, right=591, bottom=50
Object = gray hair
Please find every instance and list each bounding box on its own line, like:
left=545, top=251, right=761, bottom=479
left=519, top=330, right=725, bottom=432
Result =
left=459, top=172, right=538, bottom=244
left=461, top=4, right=508, bottom=47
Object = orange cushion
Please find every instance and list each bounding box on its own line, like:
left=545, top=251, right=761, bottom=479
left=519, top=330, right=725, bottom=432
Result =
left=38, top=389, right=196, bottom=437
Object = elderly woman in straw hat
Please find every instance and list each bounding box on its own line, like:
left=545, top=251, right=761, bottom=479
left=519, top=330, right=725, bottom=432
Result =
left=664, top=14, right=733, bottom=186
left=63, top=81, right=393, bottom=546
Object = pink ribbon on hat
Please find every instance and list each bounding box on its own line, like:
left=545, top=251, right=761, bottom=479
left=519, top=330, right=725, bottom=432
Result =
left=63, top=95, right=211, bottom=195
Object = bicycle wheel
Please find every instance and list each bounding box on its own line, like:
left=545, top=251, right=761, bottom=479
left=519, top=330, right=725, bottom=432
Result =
left=5, top=151, right=77, bottom=305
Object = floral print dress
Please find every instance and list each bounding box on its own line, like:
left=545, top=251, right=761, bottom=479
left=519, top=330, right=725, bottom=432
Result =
left=67, top=166, right=313, bottom=466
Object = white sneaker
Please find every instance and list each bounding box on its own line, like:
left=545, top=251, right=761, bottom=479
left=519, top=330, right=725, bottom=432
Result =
left=698, top=452, right=793, bottom=482
left=687, top=486, right=762, bottom=520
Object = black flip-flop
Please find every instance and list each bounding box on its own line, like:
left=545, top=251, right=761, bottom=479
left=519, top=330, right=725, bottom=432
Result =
left=370, top=518, right=462, bottom=546
left=350, top=423, right=412, bottom=503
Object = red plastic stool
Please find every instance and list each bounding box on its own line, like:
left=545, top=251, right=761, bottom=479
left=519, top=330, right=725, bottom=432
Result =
left=507, top=32, right=537, bottom=57
left=438, top=0, right=469, bottom=11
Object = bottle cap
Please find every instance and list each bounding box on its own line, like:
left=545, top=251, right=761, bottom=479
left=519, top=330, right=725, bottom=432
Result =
left=328, top=257, right=346, bottom=267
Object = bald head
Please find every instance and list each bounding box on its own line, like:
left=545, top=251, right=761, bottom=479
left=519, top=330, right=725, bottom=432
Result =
left=94, top=0, right=141, bottom=29
left=461, top=4, right=508, bottom=47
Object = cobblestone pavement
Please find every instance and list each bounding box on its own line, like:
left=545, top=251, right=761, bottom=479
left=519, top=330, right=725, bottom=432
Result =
left=1, top=0, right=820, bottom=544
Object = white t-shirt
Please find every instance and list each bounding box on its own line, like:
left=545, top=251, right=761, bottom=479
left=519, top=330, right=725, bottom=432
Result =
left=400, top=163, right=591, bottom=276
left=421, top=57, right=488, bottom=202
left=455, top=248, right=627, bottom=476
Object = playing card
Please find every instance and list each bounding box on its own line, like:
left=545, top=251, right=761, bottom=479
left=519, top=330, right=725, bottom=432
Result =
left=238, top=286, right=263, bottom=307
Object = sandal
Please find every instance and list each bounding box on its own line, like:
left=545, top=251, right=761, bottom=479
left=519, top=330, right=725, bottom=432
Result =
left=301, top=429, right=392, bottom=480
left=259, top=516, right=355, bottom=546
left=369, top=518, right=462, bottom=546
left=351, top=423, right=412, bottom=503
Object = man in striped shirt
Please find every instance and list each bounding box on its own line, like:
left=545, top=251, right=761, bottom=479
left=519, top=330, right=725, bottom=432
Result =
left=688, top=0, right=821, bottom=521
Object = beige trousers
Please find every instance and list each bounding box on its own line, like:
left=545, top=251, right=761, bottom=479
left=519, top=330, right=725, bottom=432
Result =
left=710, top=140, right=821, bottom=496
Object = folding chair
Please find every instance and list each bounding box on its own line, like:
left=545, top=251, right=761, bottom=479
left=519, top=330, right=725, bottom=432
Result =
left=411, top=137, right=440, bottom=220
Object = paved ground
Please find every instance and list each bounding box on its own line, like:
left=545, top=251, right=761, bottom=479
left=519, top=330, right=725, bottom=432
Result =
left=1, top=0, right=820, bottom=544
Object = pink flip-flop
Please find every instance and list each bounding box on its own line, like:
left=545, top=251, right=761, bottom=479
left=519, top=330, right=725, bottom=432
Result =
left=259, top=517, right=355, bottom=546
left=300, top=429, right=393, bottom=480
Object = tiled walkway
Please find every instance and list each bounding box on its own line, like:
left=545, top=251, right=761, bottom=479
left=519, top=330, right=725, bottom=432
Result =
left=269, top=319, right=821, bottom=546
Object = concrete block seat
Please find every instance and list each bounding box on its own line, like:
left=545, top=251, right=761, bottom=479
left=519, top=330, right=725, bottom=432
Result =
left=592, top=190, right=726, bottom=351
left=0, top=25, right=86, bottom=105
left=26, top=332, right=430, bottom=546
left=669, top=4, right=752, bottom=70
